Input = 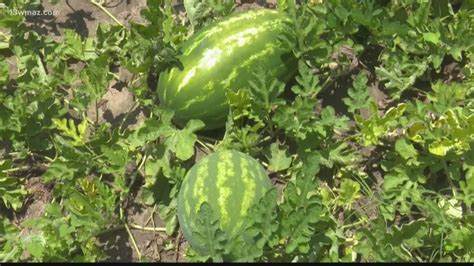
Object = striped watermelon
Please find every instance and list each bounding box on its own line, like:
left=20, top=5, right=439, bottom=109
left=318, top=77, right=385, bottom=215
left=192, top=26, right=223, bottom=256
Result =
left=157, top=9, right=297, bottom=130
left=177, top=149, right=274, bottom=256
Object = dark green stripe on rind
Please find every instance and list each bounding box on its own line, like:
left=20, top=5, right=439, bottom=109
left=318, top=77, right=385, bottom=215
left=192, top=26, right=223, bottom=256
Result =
left=231, top=153, right=245, bottom=236
left=177, top=155, right=212, bottom=253
left=157, top=9, right=297, bottom=130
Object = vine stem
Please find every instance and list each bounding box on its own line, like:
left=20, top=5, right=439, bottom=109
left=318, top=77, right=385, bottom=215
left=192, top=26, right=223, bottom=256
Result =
left=151, top=207, right=161, bottom=261
left=137, top=153, right=148, bottom=172
left=340, top=218, right=367, bottom=229
left=260, top=135, right=272, bottom=143
left=96, top=222, right=166, bottom=236
left=89, top=0, right=125, bottom=27
left=129, top=223, right=167, bottom=232
left=196, top=139, right=214, bottom=153
left=0, top=31, right=11, bottom=41
left=2, top=166, right=30, bottom=173
left=124, top=221, right=142, bottom=260
left=5, top=151, right=54, bottom=163
left=31, top=152, right=54, bottom=163
left=144, top=205, right=156, bottom=227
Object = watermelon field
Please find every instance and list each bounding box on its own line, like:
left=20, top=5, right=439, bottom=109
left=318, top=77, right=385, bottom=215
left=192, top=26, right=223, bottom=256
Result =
left=1, top=0, right=474, bottom=262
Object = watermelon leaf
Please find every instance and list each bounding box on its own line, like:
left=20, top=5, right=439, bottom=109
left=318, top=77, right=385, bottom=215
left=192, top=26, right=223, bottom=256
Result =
left=291, top=60, right=322, bottom=98
left=164, top=119, right=205, bottom=161
left=229, top=188, right=279, bottom=261
left=184, top=0, right=234, bottom=34
left=272, top=153, right=334, bottom=255
left=280, top=183, right=324, bottom=254
left=342, top=72, right=372, bottom=114
left=0, top=217, right=23, bottom=261
left=277, top=0, right=296, bottom=14
left=266, top=143, right=293, bottom=173
left=183, top=0, right=200, bottom=26
left=186, top=202, right=228, bottom=262
left=0, top=160, right=27, bottom=211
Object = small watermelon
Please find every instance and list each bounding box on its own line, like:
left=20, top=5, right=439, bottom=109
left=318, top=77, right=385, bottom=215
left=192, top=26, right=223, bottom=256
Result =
left=157, top=9, right=297, bottom=130
left=177, top=149, right=274, bottom=256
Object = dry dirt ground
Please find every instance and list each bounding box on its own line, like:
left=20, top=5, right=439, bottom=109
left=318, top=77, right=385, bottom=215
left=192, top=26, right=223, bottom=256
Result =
left=11, top=0, right=276, bottom=262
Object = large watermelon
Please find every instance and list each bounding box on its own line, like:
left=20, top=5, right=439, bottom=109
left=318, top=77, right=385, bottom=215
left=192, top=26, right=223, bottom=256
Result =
left=157, top=9, right=297, bottom=130
left=177, top=149, right=274, bottom=257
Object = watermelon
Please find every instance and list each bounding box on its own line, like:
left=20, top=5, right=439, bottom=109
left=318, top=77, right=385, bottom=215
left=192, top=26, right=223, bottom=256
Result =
left=157, top=9, right=297, bottom=130
left=177, top=149, right=274, bottom=256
